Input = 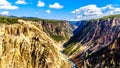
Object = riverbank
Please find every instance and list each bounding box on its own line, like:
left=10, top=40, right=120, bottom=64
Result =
left=68, top=58, right=77, bottom=68
left=60, top=51, right=77, bottom=68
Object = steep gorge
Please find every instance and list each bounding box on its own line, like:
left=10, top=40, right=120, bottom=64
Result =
left=2, top=15, right=120, bottom=68
left=0, top=19, right=73, bottom=68
left=64, top=15, right=120, bottom=68
left=41, top=20, right=72, bottom=42
left=41, top=20, right=73, bottom=50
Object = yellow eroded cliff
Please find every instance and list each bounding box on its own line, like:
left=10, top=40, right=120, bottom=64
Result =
left=0, top=20, right=72, bottom=68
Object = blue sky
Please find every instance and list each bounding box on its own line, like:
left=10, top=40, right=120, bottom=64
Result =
left=0, top=0, right=120, bottom=20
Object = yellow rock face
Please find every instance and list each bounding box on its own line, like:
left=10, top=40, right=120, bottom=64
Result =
left=0, top=20, right=72, bottom=68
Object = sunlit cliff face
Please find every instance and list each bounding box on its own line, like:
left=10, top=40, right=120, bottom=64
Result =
left=0, top=20, right=73, bottom=68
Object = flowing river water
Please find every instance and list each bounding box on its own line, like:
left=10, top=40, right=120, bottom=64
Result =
left=61, top=51, right=77, bottom=68
left=68, top=58, right=77, bottom=68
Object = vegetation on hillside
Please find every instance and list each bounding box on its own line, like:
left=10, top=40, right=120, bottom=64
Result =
left=64, top=43, right=75, bottom=55
left=101, top=14, right=120, bottom=19
left=18, top=17, right=64, bottom=24
left=42, top=19, right=64, bottom=24
left=83, top=14, right=120, bottom=22
left=50, top=34, right=65, bottom=42
left=0, top=16, right=64, bottom=25
left=18, top=17, right=42, bottom=22
left=0, top=17, right=18, bottom=24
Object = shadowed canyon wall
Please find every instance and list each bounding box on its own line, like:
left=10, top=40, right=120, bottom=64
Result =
left=64, top=16, right=120, bottom=68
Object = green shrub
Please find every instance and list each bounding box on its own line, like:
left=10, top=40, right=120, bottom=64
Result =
left=43, top=19, right=63, bottom=24
left=0, top=17, right=18, bottom=24
left=64, top=43, right=75, bottom=55
left=50, top=34, right=65, bottom=42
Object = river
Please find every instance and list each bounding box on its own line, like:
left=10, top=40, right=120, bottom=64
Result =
left=68, top=58, right=77, bottom=68
left=61, top=51, right=77, bottom=68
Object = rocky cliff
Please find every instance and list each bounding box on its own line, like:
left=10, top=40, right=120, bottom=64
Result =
left=0, top=19, right=73, bottom=68
left=64, top=15, right=120, bottom=68
left=41, top=20, right=72, bottom=42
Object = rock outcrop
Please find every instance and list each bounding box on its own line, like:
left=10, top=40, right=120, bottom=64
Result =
left=41, top=20, right=72, bottom=42
left=64, top=15, right=120, bottom=68
left=0, top=20, right=72, bottom=68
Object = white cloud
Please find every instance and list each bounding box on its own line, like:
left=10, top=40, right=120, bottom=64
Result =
left=46, top=10, right=51, bottom=14
left=76, top=15, right=81, bottom=19
left=101, top=4, right=115, bottom=10
left=1, top=11, right=9, bottom=15
left=15, top=0, right=27, bottom=4
left=72, top=5, right=102, bottom=16
left=0, top=0, right=18, bottom=10
left=49, top=3, right=63, bottom=9
left=101, top=5, right=120, bottom=15
left=71, top=4, right=120, bottom=20
left=37, top=1, right=45, bottom=7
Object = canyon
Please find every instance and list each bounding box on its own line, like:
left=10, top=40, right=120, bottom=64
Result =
left=1, top=14, right=120, bottom=68
left=64, top=15, right=120, bottom=68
